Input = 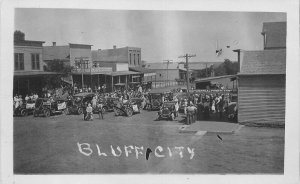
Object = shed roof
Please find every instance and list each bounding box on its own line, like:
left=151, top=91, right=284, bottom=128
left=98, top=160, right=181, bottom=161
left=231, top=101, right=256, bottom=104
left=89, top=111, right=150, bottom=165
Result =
left=239, top=49, right=286, bottom=75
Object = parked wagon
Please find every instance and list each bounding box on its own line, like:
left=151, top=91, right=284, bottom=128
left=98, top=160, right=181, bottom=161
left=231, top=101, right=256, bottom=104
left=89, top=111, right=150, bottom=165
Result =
left=157, top=101, right=177, bottom=121
left=66, top=92, right=95, bottom=115
left=148, top=89, right=173, bottom=111
left=33, top=98, right=67, bottom=117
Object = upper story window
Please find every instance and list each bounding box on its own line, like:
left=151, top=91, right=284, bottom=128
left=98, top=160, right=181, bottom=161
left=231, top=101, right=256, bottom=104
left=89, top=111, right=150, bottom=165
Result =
left=31, top=53, right=40, bottom=70
left=134, top=54, right=136, bottom=65
left=14, top=53, right=24, bottom=70
left=137, top=54, right=140, bottom=65
left=129, top=53, right=132, bottom=65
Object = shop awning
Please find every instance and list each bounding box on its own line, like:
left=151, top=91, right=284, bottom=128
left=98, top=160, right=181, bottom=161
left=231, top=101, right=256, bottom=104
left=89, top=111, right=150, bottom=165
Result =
left=110, top=71, right=141, bottom=76
left=14, top=71, right=60, bottom=77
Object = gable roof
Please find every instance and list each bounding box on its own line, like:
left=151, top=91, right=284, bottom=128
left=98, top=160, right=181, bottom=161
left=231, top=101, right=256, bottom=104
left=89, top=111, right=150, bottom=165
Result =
left=240, top=49, right=286, bottom=75
left=262, top=22, right=286, bottom=49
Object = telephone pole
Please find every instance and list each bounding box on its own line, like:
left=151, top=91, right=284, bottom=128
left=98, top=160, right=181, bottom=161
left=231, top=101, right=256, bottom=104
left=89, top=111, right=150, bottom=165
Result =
left=178, top=54, right=196, bottom=96
left=163, top=59, right=173, bottom=87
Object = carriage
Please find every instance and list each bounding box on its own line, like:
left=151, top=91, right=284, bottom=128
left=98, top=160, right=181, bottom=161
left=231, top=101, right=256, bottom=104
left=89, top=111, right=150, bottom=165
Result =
left=157, top=101, right=177, bottom=121
left=66, top=92, right=95, bottom=115
left=113, top=98, right=142, bottom=117
left=148, top=89, right=173, bottom=110
left=33, top=98, right=67, bottom=117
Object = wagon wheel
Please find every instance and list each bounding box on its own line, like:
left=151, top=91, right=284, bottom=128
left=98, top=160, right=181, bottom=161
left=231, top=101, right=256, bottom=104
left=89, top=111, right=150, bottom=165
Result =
left=21, top=109, right=28, bottom=117
left=33, top=110, right=38, bottom=117
left=77, top=107, right=83, bottom=115
left=43, top=109, right=51, bottom=117
left=126, top=108, right=133, bottom=117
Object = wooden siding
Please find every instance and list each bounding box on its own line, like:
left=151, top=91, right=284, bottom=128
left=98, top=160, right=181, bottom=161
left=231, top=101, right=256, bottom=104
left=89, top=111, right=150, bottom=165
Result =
left=238, top=75, right=285, bottom=124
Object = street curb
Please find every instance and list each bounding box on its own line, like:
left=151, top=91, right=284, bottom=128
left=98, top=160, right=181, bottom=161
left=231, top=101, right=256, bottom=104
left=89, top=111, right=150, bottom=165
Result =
left=178, top=124, right=244, bottom=135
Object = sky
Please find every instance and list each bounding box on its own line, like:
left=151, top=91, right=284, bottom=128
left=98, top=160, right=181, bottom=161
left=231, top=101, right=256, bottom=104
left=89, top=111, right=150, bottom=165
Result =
left=15, top=9, right=286, bottom=63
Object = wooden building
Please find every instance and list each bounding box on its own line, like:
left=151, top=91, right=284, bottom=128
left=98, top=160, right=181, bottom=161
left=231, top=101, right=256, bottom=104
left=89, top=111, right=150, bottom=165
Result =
left=237, top=22, right=286, bottom=124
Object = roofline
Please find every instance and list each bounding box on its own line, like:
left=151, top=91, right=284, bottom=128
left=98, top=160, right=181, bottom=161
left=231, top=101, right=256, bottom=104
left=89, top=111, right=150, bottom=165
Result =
left=239, top=48, right=286, bottom=53
left=14, top=40, right=45, bottom=43
left=69, top=43, right=93, bottom=46
left=237, top=73, right=285, bottom=76
left=194, top=75, right=236, bottom=82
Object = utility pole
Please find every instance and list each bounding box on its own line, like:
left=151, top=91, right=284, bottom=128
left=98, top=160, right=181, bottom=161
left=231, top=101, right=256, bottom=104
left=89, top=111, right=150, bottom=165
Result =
left=163, top=59, right=173, bottom=87
left=178, top=54, right=196, bottom=96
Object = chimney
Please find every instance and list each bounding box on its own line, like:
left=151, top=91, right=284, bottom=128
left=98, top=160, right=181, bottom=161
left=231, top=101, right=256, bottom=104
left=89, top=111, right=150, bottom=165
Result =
left=113, top=45, right=116, bottom=49
left=52, top=42, right=56, bottom=46
left=233, top=49, right=241, bottom=73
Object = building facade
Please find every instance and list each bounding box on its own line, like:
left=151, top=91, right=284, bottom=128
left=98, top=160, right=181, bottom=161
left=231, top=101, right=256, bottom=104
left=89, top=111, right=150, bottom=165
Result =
left=237, top=22, right=286, bottom=125
left=14, top=39, right=55, bottom=96
left=43, top=42, right=93, bottom=69
left=93, top=46, right=142, bottom=67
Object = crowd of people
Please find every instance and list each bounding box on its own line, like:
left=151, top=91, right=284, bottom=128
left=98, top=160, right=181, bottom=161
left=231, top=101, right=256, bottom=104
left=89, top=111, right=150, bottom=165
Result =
left=13, top=82, right=236, bottom=123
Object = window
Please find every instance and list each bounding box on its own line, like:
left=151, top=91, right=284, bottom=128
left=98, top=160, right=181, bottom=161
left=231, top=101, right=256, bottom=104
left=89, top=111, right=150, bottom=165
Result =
left=134, top=54, right=136, bottom=65
left=137, top=54, right=140, bottom=65
left=129, top=53, right=131, bottom=65
left=31, top=53, right=40, bottom=70
left=14, top=53, right=24, bottom=70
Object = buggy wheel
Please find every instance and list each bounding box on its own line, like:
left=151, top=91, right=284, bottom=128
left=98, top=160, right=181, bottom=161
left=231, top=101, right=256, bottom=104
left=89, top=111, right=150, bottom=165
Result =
left=21, top=109, right=28, bottom=117
left=44, top=109, right=51, bottom=117
left=126, top=108, right=133, bottom=117
left=77, top=108, right=83, bottom=115
left=33, top=110, right=38, bottom=117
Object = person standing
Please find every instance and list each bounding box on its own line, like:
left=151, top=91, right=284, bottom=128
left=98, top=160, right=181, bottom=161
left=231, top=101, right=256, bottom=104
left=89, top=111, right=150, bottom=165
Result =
left=86, top=103, right=93, bottom=121
left=91, top=96, right=97, bottom=109
left=183, top=99, right=188, bottom=115
left=97, top=103, right=104, bottom=119
left=219, top=95, right=224, bottom=120
left=83, top=102, right=88, bottom=120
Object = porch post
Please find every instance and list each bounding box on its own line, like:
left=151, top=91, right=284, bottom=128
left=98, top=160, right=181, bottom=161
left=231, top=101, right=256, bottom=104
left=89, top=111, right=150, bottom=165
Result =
left=27, top=79, right=30, bottom=94
left=111, top=75, right=113, bottom=92
left=126, top=75, right=128, bottom=90
left=18, top=79, right=19, bottom=94
left=90, top=75, right=92, bottom=89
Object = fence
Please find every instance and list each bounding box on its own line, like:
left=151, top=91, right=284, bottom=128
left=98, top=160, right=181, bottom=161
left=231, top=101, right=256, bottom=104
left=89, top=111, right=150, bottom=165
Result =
left=151, top=80, right=187, bottom=89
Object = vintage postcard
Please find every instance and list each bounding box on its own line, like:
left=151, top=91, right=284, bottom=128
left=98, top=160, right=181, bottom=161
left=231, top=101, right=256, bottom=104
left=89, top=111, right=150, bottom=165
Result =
left=0, top=0, right=299, bottom=184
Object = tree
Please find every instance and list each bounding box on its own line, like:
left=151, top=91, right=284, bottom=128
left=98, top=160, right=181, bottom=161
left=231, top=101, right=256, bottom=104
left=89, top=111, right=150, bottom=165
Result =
left=14, top=30, right=25, bottom=41
left=43, top=60, right=74, bottom=89
left=44, top=59, right=73, bottom=76
left=193, top=59, right=239, bottom=79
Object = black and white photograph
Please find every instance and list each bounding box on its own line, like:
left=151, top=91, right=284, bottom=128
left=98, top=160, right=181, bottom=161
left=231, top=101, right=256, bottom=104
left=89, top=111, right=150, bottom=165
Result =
left=0, top=0, right=299, bottom=184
